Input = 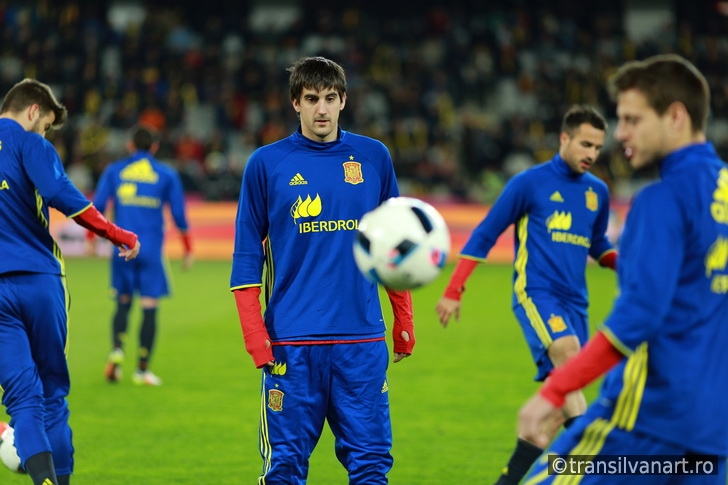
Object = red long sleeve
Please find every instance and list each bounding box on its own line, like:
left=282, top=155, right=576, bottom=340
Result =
left=385, top=288, right=415, bottom=354
left=73, top=205, right=137, bottom=249
left=233, top=287, right=274, bottom=368
left=181, top=232, right=192, bottom=254
left=443, top=257, right=478, bottom=300
left=539, top=331, right=625, bottom=407
left=599, top=251, right=618, bottom=271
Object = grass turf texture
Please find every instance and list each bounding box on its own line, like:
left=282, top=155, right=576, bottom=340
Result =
left=1, top=258, right=617, bottom=484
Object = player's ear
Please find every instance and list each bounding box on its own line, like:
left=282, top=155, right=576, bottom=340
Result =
left=559, top=131, right=570, bottom=146
left=27, top=104, right=39, bottom=122
left=666, top=101, right=690, bottom=134
left=340, top=93, right=346, bottom=110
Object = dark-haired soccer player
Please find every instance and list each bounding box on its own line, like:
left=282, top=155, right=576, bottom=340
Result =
left=519, top=54, right=728, bottom=484
left=91, top=125, right=192, bottom=386
left=0, top=78, right=140, bottom=485
left=230, top=56, right=415, bottom=484
left=436, top=105, right=618, bottom=484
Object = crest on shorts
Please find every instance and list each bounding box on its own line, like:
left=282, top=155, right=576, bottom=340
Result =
left=268, top=389, right=284, bottom=412
left=343, top=158, right=363, bottom=185
left=585, top=187, right=598, bottom=212
left=547, top=314, right=567, bottom=333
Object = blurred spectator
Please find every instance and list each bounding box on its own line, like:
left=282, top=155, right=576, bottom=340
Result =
left=5, top=0, right=728, bottom=203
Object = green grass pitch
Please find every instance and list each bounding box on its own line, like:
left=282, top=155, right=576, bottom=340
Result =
left=1, top=258, right=617, bottom=484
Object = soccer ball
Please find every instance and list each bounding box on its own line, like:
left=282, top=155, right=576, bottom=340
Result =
left=0, top=423, right=24, bottom=473
left=353, top=197, right=450, bottom=290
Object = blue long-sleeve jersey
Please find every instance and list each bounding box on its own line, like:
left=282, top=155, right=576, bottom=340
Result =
left=0, top=119, right=90, bottom=275
left=598, top=143, right=728, bottom=455
left=229, top=128, right=400, bottom=341
left=461, top=154, right=615, bottom=311
left=93, top=150, right=188, bottom=260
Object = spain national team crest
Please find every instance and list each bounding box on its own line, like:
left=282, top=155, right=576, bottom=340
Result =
left=343, top=159, right=363, bottom=185
left=268, top=389, right=284, bottom=412
left=547, top=314, right=567, bottom=333
left=585, top=188, right=598, bottom=212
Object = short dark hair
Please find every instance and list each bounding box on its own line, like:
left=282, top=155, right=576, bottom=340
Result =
left=561, top=104, right=607, bottom=136
left=1, top=78, right=68, bottom=129
left=131, top=125, right=159, bottom=151
left=287, top=56, right=347, bottom=102
left=607, top=54, right=710, bottom=133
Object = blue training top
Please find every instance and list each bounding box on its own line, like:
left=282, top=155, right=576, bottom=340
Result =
left=230, top=127, right=400, bottom=342
left=0, top=118, right=90, bottom=276
left=599, top=142, right=728, bottom=455
left=93, top=150, right=189, bottom=261
left=460, top=154, right=615, bottom=312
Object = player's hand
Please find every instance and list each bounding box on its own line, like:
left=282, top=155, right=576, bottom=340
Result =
left=182, top=253, right=194, bottom=272
left=118, top=240, right=141, bottom=261
left=244, top=328, right=275, bottom=368
left=393, top=330, right=411, bottom=363
left=263, top=339, right=274, bottom=367
left=518, top=392, right=561, bottom=449
left=436, top=296, right=461, bottom=327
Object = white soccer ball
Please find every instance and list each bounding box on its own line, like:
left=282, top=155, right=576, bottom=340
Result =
left=353, top=197, right=451, bottom=290
left=0, top=424, right=24, bottom=473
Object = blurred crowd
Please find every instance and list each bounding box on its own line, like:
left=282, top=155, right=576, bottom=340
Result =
left=1, top=0, right=727, bottom=203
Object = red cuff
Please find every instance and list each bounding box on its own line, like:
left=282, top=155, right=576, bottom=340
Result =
left=233, top=287, right=274, bottom=368
left=539, top=332, right=624, bottom=407
left=181, top=232, right=192, bottom=254
left=385, top=288, right=415, bottom=354
left=599, top=251, right=618, bottom=271
left=73, top=206, right=138, bottom=249
left=443, top=258, right=478, bottom=300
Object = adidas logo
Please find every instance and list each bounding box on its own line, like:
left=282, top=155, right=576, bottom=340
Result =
left=289, top=173, right=308, bottom=186
left=549, top=191, right=564, bottom=202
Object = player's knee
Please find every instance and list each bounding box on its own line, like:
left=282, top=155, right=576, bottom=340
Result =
left=547, top=336, right=581, bottom=366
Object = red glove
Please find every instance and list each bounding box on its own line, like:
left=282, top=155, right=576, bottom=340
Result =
left=233, top=287, right=274, bottom=368
left=386, top=288, right=415, bottom=354
left=73, top=205, right=137, bottom=249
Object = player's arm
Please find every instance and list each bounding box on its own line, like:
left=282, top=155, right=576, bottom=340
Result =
left=232, top=286, right=274, bottom=368
left=518, top=331, right=624, bottom=448
left=71, top=205, right=140, bottom=259
left=589, top=183, right=618, bottom=271
left=179, top=231, right=193, bottom=270
left=168, top=170, right=193, bottom=270
left=385, top=288, right=415, bottom=362
left=597, top=250, right=617, bottom=270
left=435, top=257, right=478, bottom=327
left=230, top=151, right=273, bottom=368
left=22, top=138, right=140, bottom=259
left=436, top=174, right=529, bottom=326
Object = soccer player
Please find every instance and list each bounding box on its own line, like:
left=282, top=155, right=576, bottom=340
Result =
left=90, top=125, right=192, bottom=386
left=436, top=104, right=618, bottom=485
left=230, top=56, right=415, bottom=484
left=0, top=78, right=140, bottom=485
left=519, top=54, right=728, bottom=484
